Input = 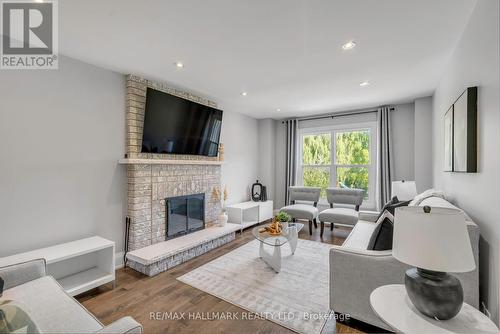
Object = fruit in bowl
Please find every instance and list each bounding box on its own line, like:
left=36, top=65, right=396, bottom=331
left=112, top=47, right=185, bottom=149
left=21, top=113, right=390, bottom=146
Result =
left=258, top=219, right=283, bottom=235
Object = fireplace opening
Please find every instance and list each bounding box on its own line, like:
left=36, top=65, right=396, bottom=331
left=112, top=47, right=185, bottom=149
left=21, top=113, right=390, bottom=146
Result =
left=165, top=193, right=205, bottom=239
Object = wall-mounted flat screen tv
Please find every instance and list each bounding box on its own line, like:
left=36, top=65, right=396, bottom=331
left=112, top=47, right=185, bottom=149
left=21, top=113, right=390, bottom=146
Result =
left=141, top=88, right=223, bottom=157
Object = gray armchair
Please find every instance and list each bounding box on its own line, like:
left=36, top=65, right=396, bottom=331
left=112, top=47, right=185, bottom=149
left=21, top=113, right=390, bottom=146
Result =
left=318, top=188, right=364, bottom=237
left=280, top=186, right=321, bottom=235
left=0, top=259, right=142, bottom=334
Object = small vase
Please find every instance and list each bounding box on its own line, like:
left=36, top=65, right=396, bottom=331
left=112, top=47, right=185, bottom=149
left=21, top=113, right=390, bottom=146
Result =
left=219, top=212, right=228, bottom=227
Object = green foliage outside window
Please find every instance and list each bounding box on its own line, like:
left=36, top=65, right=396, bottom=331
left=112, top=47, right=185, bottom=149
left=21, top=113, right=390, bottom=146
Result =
left=335, top=131, right=370, bottom=165
left=302, top=134, right=331, bottom=165
left=302, top=130, right=371, bottom=199
left=336, top=167, right=369, bottom=198
left=303, top=167, right=330, bottom=197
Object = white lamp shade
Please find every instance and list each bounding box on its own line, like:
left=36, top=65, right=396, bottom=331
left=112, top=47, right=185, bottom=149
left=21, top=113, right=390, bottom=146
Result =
left=393, top=206, right=475, bottom=273
left=391, top=181, right=417, bottom=201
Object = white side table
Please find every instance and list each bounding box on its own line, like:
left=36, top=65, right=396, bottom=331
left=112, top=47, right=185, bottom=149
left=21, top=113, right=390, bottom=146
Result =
left=370, top=284, right=499, bottom=334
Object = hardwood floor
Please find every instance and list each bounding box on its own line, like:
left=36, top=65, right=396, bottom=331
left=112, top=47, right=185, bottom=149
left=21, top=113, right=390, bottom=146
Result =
left=77, top=224, right=380, bottom=334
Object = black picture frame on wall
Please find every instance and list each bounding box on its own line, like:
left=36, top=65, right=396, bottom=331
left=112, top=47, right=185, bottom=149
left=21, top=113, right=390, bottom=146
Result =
left=452, top=87, right=477, bottom=173
left=444, top=105, right=454, bottom=172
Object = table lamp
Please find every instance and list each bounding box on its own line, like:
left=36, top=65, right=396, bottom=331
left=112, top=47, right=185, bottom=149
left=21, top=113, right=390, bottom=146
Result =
left=391, top=180, right=417, bottom=201
left=393, top=206, right=475, bottom=320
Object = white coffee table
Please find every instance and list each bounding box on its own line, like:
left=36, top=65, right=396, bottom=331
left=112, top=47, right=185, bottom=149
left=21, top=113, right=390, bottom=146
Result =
left=370, top=284, right=500, bottom=334
left=251, top=222, right=303, bottom=273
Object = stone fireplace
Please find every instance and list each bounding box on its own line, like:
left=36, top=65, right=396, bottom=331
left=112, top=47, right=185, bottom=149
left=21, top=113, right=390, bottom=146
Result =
left=123, top=75, right=222, bottom=251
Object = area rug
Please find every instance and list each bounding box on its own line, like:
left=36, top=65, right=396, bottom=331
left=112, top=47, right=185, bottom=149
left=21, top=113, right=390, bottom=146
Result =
left=177, top=239, right=334, bottom=334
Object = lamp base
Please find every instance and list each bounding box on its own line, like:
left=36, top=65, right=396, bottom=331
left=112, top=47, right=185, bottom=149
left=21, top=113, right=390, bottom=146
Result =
left=405, top=267, right=463, bottom=320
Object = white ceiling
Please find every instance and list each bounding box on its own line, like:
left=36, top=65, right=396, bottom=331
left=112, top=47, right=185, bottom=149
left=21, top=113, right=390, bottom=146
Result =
left=59, top=0, right=477, bottom=119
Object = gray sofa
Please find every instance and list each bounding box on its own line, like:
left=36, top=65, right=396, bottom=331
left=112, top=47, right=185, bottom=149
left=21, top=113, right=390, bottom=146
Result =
left=329, top=196, right=480, bottom=331
left=0, top=259, right=142, bottom=334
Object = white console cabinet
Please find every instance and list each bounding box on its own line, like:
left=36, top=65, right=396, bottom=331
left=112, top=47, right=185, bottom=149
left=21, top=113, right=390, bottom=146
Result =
left=0, top=236, right=115, bottom=296
left=227, top=200, right=273, bottom=231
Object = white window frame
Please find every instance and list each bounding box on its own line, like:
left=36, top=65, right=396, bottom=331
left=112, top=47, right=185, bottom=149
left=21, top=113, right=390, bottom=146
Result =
left=297, top=122, right=378, bottom=210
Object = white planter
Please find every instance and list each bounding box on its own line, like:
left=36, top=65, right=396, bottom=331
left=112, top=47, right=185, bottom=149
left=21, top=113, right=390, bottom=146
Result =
left=218, top=212, right=228, bottom=227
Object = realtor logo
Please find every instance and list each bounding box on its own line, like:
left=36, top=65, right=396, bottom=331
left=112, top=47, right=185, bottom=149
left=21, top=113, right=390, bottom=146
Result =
left=1, top=0, right=58, bottom=69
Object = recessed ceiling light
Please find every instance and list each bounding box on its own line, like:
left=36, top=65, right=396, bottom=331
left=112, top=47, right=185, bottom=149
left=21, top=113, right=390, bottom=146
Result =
left=35, top=0, right=44, bottom=2
left=359, top=81, right=370, bottom=87
left=241, top=91, right=248, bottom=96
left=342, top=41, right=357, bottom=50
left=174, top=62, right=184, bottom=68
left=276, top=108, right=281, bottom=112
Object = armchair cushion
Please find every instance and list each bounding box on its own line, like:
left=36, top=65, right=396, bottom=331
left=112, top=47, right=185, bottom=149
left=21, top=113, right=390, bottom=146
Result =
left=2, top=276, right=103, bottom=333
left=0, top=259, right=46, bottom=290
left=288, top=186, right=321, bottom=203
left=318, top=208, right=359, bottom=226
left=280, top=204, right=318, bottom=220
left=326, top=188, right=364, bottom=207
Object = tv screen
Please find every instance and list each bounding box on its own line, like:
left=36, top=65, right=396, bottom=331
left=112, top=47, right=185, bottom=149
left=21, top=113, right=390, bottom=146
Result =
left=141, top=88, right=223, bottom=157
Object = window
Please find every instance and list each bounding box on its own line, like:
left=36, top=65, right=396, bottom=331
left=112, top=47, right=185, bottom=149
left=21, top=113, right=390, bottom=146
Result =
left=301, top=133, right=331, bottom=198
left=298, top=124, right=377, bottom=209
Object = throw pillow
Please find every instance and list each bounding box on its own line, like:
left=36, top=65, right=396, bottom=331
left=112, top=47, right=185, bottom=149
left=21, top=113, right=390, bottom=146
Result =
left=376, top=196, right=399, bottom=221
left=376, top=196, right=410, bottom=221
left=384, top=199, right=411, bottom=215
left=367, top=211, right=394, bottom=251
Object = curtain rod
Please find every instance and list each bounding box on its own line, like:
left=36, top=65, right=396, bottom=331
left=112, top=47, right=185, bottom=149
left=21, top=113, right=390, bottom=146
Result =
left=281, top=107, right=395, bottom=124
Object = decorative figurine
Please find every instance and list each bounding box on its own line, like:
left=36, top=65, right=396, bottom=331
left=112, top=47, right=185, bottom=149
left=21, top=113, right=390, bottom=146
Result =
left=251, top=180, right=267, bottom=202
left=251, top=180, right=263, bottom=202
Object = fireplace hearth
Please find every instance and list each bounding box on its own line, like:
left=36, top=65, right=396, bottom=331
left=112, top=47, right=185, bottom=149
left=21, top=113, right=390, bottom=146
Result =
left=166, top=193, right=205, bottom=239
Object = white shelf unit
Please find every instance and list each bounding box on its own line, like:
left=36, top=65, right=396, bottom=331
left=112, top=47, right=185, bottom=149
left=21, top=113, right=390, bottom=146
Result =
left=0, top=236, right=115, bottom=296
left=227, top=201, right=273, bottom=232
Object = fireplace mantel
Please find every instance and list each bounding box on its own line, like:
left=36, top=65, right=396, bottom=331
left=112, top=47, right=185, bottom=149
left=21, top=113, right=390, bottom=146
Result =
left=119, top=158, right=223, bottom=166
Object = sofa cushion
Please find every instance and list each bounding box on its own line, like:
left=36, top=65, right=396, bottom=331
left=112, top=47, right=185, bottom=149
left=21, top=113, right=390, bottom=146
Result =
left=319, top=208, right=359, bottom=226
left=280, top=204, right=318, bottom=220
left=342, top=220, right=378, bottom=249
left=2, top=276, right=103, bottom=333
left=367, top=211, right=395, bottom=250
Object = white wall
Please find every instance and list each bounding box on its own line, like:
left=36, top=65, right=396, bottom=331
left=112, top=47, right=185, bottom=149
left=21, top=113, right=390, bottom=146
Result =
left=432, top=0, right=500, bottom=324
left=257, top=119, right=276, bottom=205
left=0, top=55, right=127, bottom=256
left=414, top=97, right=433, bottom=192
left=391, top=103, right=415, bottom=182
left=220, top=110, right=259, bottom=205
left=0, top=55, right=260, bottom=258
left=274, top=120, right=286, bottom=209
